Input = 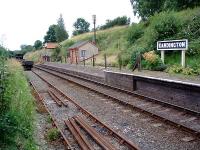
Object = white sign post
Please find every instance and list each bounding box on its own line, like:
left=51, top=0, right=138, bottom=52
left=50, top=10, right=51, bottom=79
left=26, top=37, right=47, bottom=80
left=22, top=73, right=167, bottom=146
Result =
left=157, top=39, right=188, bottom=68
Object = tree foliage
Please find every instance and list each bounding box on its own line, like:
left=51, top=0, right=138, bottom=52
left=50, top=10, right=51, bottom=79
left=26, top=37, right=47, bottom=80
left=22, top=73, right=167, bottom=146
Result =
left=73, top=18, right=90, bottom=36
left=0, top=45, right=8, bottom=57
left=33, top=40, right=42, bottom=50
left=130, top=0, right=200, bottom=20
left=44, top=25, right=57, bottom=43
left=20, top=44, right=34, bottom=54
left=99, top=16, right=130, bottom=30
left=55, top=14, right=69, bottom=42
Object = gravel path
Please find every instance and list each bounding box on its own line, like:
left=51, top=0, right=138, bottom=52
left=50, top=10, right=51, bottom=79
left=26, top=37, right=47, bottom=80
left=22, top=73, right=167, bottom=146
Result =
left=33, top=69, right=200, bottom=150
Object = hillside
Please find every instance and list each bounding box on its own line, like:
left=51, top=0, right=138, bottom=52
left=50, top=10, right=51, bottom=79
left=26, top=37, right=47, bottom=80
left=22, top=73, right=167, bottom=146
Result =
left=25, top=7, right=200, bottom=75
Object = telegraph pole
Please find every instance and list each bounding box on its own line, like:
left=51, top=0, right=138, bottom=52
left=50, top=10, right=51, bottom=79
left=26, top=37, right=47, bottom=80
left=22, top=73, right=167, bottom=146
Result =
left=92, top=15, right=96, bottom=44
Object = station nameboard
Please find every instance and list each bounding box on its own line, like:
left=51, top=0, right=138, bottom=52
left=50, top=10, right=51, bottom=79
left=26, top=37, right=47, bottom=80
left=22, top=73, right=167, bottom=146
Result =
left=157, top=39, right=188, bottom=50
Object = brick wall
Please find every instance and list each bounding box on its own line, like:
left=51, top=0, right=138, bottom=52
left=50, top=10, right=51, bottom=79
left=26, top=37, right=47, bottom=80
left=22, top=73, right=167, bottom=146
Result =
left=104, top=70, right=200, bottom=112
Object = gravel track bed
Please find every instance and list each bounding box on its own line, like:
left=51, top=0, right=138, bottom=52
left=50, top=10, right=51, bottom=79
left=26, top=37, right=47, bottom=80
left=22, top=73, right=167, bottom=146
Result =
left=26, top=71, right=80, bottom=149
left=36, top=67, right=200, bottom=132
left=34, top=69, right=200, bottom=150
left=26, top=71, right=65, bottom=150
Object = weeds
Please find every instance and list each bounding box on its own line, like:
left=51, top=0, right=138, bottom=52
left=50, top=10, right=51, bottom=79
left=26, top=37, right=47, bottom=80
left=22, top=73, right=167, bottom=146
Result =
left=46, top=128, right=60, bottom=141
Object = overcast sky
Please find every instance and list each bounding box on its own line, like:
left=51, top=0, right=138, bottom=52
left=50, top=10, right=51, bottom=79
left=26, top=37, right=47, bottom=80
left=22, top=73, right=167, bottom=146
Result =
left=0, top=0, right=139, bottom=50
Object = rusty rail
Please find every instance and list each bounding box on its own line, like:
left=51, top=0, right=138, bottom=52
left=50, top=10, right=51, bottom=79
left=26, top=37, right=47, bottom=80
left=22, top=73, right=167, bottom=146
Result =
left=49, top=88, right=68, bottom=106
left=32, top=70, right=140, bottom=150
left=65, top=119, right=92, bottom=150
left=48, top=89, right=62, bottom=106
left=74, top=116, right=116, bottom=150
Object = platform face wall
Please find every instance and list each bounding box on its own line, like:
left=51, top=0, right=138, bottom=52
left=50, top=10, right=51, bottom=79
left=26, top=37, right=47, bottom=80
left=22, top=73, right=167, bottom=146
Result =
left=105, top=71, right=200, bottom=112
left=105, top=71, right=134, bottom=91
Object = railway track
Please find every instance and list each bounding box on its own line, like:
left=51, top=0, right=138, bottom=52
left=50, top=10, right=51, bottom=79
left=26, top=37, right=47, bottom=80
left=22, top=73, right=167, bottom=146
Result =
left=34, top=65, right=200, bottom=138
left=30, top=71, right=140, bottom=150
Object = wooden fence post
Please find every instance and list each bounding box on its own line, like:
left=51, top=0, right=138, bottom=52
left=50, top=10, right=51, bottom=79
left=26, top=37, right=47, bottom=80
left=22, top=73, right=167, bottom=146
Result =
left=83, top=57, right=85, bottom=66
left=104, top=54, right=107, bottom=69
left=92, top=55, right=95, bottom=67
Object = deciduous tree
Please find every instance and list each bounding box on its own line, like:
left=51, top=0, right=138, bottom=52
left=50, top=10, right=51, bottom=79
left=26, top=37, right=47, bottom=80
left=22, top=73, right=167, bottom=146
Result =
left=33, top=40, right=42, bottom=50
left=44, top=25, right=57, bottom=43
left=73, top=18, right=90, bottom=36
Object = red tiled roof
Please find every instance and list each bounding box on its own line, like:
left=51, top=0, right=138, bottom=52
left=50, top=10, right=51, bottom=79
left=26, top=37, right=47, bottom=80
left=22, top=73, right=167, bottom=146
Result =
left=45, top=43, right=57, bottom=49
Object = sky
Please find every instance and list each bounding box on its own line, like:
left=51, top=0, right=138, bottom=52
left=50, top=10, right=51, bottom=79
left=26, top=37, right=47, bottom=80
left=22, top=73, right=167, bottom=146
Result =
left=0, top=0, right=139, bottom=50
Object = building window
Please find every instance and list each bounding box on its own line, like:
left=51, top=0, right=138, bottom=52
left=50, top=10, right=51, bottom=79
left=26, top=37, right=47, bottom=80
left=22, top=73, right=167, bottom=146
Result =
left=81, top=50, right=86, bottom=57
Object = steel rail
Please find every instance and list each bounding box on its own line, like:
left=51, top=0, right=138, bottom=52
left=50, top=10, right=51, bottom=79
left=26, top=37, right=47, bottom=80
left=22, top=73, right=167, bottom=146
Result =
left=65, top=120, right=92, bottom=150
left=32, top=70, right=140, bottom=150
left=74, top=116, right=116, bottom=150
left=49, top=88, right=68, bottom=106
left=33, top=67, right=200, bottom=138
left=68, top=118, right=93, bottom=150
left=48, top=89, right=62, bottom=106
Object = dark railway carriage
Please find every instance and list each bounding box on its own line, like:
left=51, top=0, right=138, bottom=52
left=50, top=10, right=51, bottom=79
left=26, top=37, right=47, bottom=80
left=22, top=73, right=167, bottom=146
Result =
left=22, top=61, right=34, bottom=71
left=15, top=54, right=24, bottom=61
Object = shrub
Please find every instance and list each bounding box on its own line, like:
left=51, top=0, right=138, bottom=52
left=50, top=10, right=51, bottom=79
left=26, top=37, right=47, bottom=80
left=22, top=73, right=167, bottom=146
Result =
left=142, top=51, right=166, bottom=71
left=166, top=65, right=200, bottom=75
left=129, top=46, right=147, bottom=69
left=126, top=23, right=144, bottom=45
left=47, top=128, right=60, bottom=141
left=166, top=65, right=183, bottom=74
left=187, top=39, right=200, bottom=55
left=151, top=12, right=182, bottom=41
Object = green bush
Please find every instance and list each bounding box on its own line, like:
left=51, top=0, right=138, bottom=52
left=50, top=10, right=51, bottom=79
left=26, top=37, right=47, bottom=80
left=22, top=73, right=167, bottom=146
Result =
left=166, top=65, right=200, bottom=75
left=47, top=128, right=60, bottom=141
left=142, top=51, right=166, bottom=71
left=151, top=12, right=182, bottom=41
left=166, top=65, right=183, bottom=74
left=187, top=39, right=200, bottom=55
left=126, top=23, right=144, bottom=45
left=129, top=47, right=147, bottom=69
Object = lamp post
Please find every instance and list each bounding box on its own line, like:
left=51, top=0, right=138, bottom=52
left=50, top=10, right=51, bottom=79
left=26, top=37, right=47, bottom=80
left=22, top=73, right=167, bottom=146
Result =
left=92, top=15, right=96, bottom=44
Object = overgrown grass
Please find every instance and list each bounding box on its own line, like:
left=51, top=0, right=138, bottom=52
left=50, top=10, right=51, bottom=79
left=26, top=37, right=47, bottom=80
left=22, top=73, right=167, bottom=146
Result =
left=0, top=59, right=36, bottom=150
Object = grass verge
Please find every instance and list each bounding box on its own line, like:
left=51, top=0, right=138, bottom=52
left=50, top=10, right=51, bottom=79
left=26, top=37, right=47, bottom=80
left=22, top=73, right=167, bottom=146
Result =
left=0, top=59, right=37, bottom=150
